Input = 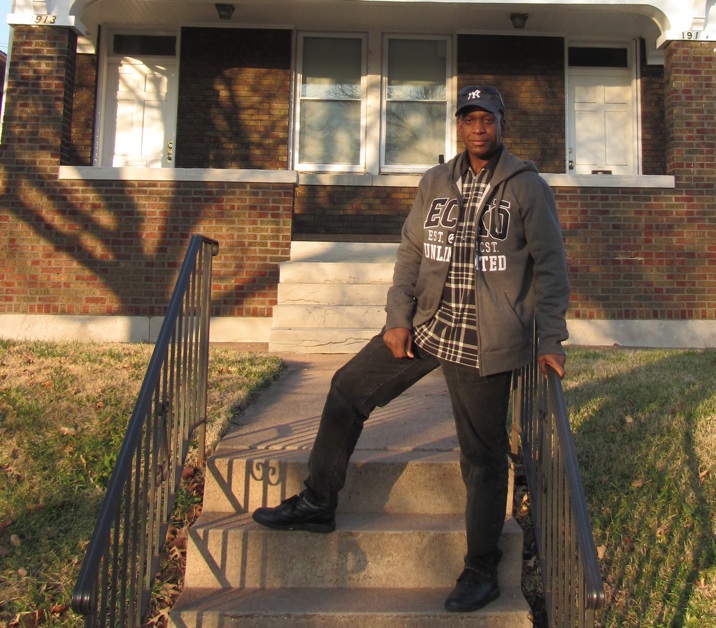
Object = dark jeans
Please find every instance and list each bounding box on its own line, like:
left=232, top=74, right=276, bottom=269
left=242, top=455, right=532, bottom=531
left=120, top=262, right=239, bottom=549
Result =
left=305, top=332, right=512, bottom=576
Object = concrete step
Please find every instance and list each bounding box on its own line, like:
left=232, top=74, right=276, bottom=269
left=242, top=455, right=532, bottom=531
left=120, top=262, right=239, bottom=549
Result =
left=204, top=449, right=515, bottom=518
left=270, top=328, right=377, bottom=353
left=272, top=304, right=387, bottom=329
left=183, top=512, right=523, bottom=590
left=171, top=586, right=532, bottom=627
left=277, top=282, right=389, bottom=306
left=287, top=240, right=400, bottom=263
left=270, top=241, right=399, bottom=353
left=280, top=261, right=394, bottom=284
left=171, top=355, right=531, bottom=627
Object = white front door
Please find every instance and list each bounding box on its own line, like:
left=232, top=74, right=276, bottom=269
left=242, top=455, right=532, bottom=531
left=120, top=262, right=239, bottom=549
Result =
left=102, top=58, right=177, bottom=168
left=567, top=72, right=637, bottom=175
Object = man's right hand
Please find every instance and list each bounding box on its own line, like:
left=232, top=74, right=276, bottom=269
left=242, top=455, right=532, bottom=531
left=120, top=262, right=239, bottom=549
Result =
left=383, top=327, right=414, bottom=359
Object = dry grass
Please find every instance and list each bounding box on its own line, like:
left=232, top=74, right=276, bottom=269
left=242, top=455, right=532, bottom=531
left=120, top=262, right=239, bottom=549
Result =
left=0, top=340, right=283, bottom=627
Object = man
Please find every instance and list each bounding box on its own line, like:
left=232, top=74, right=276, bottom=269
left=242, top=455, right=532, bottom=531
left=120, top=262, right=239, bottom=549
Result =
left=253, top=85, right=570, bottom=613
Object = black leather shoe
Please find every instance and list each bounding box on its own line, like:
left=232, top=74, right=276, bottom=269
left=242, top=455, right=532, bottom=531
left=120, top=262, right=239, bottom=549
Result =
left=252, top=493, right=336, bottom=533
left=444, top=568, right=500, bottom=612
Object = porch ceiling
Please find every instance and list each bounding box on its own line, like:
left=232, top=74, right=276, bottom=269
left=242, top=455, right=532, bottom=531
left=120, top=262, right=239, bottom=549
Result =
left=75, top=1, right=662, bottom=50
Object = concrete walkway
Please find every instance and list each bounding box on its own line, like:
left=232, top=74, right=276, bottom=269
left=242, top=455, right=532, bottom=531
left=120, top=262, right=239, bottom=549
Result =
left=218, top=351, right=459, bottom=455
left=170, top=348, right=530, bottom=627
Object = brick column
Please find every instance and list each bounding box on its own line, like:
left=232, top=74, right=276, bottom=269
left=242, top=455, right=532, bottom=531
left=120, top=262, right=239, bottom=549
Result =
left=663, top=41, right=716, bottom=188
left=0, top=25, right=77, bottom=172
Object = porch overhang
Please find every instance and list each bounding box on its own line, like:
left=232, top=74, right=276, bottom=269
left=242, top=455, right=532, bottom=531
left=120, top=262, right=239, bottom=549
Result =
left=6, top=1, right=713, bottom=62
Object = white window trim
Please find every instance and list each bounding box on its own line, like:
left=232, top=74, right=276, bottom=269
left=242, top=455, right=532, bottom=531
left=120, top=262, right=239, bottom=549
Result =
left=57, top=166, right=674, bottom=191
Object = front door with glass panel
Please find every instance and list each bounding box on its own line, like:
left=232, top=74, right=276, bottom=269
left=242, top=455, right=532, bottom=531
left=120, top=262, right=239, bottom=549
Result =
left=100, top=34, right=178, bottom=168
left=567, top=45, right=637, bottom=176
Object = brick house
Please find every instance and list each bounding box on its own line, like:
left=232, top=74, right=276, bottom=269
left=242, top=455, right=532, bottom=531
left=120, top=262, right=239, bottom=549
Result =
left=0, top=0, right=714, bottom=351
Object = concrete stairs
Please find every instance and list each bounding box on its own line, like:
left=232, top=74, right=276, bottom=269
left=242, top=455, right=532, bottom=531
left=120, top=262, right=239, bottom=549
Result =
left=170, top=355, right=532, bottom=627
left=269, top=241, right=399, bottom=353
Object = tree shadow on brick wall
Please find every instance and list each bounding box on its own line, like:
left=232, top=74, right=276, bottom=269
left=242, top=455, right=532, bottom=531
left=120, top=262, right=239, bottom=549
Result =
left=0, top=98, right=288, bottom=320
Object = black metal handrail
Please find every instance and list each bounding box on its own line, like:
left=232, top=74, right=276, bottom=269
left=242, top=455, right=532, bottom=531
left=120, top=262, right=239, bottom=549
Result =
left=71, top=235, right=219, bottom=626
left=513, top=351, right=605, bottom=626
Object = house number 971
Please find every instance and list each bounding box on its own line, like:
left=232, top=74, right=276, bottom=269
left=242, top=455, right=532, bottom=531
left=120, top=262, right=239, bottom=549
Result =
left=34, top=15, right=57, bottom=24
left=679, top=30, right=712, bottom=40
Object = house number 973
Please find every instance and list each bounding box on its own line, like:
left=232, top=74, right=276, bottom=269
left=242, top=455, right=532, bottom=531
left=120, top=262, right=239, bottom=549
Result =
left=34, top=15, right=57, bottom=24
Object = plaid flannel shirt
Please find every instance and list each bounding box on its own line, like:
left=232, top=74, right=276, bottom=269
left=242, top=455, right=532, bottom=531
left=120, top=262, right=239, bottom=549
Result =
left=413, top=165, right=492, bottom=368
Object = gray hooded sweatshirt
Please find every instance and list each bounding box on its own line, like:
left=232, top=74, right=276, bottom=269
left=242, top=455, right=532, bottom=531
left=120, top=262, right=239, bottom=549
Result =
left=385, top=147, right=570, bottom=376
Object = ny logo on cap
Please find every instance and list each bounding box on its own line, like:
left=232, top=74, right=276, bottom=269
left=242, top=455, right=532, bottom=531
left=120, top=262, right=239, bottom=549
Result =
left=467, top=89, right=481, bottom=101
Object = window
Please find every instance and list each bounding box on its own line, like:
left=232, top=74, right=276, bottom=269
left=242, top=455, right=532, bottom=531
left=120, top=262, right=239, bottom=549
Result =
left=296, top=35, right=365, bottom=171
left=113, top=34, right=176, bottom=57
left=295, top=33, right=451, bottom=174
left=568, top=47, right=628, bottom=69
left=383, top=37, right=449, bottom=170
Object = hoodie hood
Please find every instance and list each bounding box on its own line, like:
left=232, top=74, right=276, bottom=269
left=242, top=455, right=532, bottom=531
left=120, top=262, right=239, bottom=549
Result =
left=450, top=147, right=539, bottom=190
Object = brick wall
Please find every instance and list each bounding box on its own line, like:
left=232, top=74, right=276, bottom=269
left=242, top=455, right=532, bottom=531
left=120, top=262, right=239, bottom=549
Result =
left=0, top=52, right=6, bottom=115
left=560, top=42, right=715, bottom=321
left=640, top=39, right=666, bottom=175
left=0, top=178, right=292, bottom=317
left=293, top=185, right=414, bottom=239
left=558, top=185, right=716, bottom=320
left=176, top=28, right=292, bottom=170
left=664, top=41, right=716, bottom=185
left=458, top=35, right=566, bottom=174
left=0, top=26, right=75, bottom=175
left=68, top=53, right=97, bottom=166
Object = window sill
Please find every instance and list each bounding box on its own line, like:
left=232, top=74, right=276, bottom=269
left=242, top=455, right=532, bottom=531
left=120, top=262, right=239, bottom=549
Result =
left=58, top=166, right=298, bottom=184
left=298, top=173, right=423, bottom=187
left=541, top=173, right=675, bottom=188
left=58, top=167, right=675, bottom=190
left=299, top=172, right=676, bottom=189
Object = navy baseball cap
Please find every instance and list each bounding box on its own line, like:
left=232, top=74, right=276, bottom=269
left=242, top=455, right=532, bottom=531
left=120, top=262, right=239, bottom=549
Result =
left=455, top=85, right=505, bottom=117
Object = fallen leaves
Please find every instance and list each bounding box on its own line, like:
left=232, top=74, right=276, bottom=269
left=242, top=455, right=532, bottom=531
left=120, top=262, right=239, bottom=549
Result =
left=143, top=465, right=205, bottom=627
left=655, top=523, right=669, bottom=540
left=7, top=605, right=70, bottom=628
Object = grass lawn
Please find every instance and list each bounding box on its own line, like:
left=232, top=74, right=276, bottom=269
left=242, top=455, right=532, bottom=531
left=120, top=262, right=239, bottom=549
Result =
left=564, top=346, right=716, bottom=626
left=0, top=340, right=284, bottom=627
left=0, top=341, right=714, bottom=626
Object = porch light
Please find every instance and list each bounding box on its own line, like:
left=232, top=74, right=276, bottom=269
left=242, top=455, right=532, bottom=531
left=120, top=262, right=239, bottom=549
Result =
left=510, top=13, right=528, bottom=29
left=215, top=3, right=235, bottom=20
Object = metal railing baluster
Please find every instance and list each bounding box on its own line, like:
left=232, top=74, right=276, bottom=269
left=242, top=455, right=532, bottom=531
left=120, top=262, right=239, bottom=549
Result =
left=71, top=235, right=219, bottom=626
left=514, top=335, right=605, bottom=626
